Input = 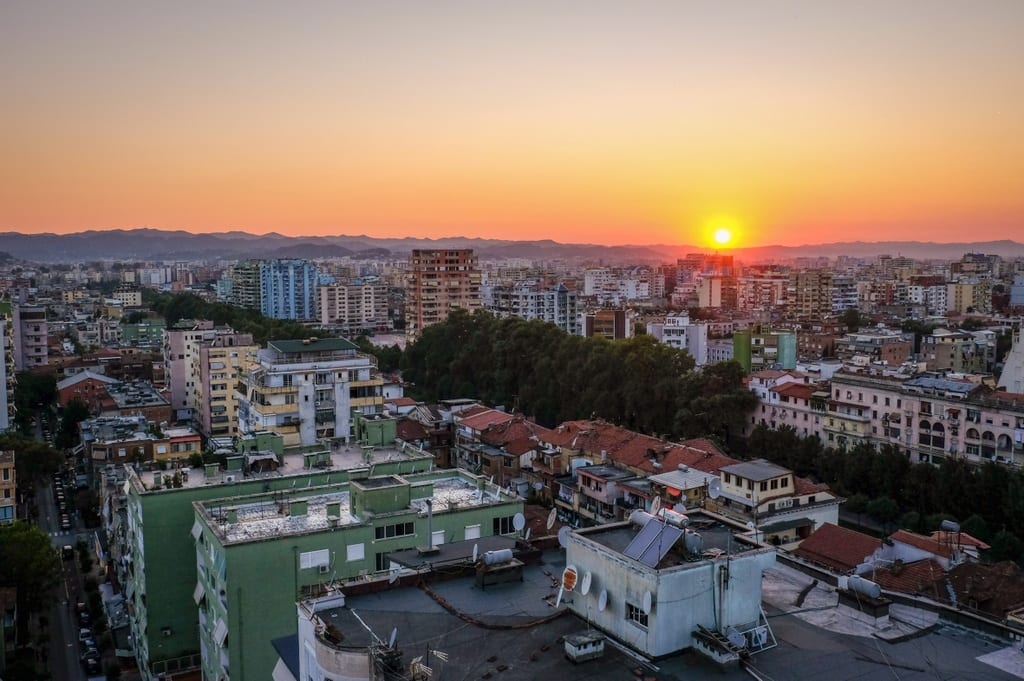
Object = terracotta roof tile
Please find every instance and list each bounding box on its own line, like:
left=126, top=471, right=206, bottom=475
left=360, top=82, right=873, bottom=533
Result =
left=889, top=529, right=954, bottom=559
left=396, top=419, right=429, bottom=441
left=929, top=530, right=991, bottom=551
left=948, top=562, right=1024, bottom=617
left=794, top=523, right=882, bottom=573
left=872, top=559, right=947, bottom=597
left=457, top=409, right=516, bottom=432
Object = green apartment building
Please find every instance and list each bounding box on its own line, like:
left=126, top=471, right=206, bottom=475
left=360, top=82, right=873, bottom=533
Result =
left=192, top=469, right=523, bottom=680
left=733, top=326, right=797, bottom=374
left=116, top=441, right=434, bottom=681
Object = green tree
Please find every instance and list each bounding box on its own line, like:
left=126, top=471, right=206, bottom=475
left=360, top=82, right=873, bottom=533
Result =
left=0, top=433, right=63, bottom=484
left=0, top=522, right=62, bottom=639
left=961, top=514, right=990, bottom=542
left=866, top=496, right=900, bottom=532
left=990, top=530, right=1024, bottom=563
left=57, top=397, right=91, bottom=449
left=840, top=307, right=864, bottom=333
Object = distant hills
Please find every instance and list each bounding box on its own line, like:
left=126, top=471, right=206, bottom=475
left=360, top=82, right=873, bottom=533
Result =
left=0, top=228, right=1022, bottom=264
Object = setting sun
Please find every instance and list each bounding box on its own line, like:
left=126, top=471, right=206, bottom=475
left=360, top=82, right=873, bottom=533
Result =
left=713, top=227, right=733, bottom=246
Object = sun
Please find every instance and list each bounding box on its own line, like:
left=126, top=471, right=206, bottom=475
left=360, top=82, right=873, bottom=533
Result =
left=713, top=227, right=732, bottom=246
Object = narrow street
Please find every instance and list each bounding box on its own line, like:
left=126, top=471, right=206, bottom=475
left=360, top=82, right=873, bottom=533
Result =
left=37, top=476, right=86, bottom=681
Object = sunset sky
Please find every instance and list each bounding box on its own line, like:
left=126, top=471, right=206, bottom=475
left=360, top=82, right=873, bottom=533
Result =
left=2, top=1, right=1022, bottom=247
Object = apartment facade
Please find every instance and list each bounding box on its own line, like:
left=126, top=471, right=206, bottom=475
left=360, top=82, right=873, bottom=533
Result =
left=0, top=451, right=15, bottom=524
left=484, top=279, right=582, bottom=334
left=11, top=304, right=47, bottom=370
left=405, top=249, right=482, bottom=338
left=318, top=280, right=390, bottom=332
left=259, top=259, right=319, bottom=320
left=192, top=470, right=522, bottom=680
left=193, top=332, right=258, bottom=439
left=236, top=338, right=383, bottom=447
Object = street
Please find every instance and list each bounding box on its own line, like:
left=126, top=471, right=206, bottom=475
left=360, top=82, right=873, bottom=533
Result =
left=37, top=474, right=86, bottom=681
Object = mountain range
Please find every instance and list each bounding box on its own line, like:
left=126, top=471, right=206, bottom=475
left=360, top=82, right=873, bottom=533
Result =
left=1, top=229, right=1022, bottom=264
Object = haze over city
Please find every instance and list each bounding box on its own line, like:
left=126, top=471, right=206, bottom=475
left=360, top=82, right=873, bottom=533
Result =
left=3, top=1, right=1023, bottom=248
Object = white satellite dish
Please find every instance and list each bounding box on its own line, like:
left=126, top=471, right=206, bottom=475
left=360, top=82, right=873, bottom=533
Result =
left=642, top=591, right=653, bottom=615
left=546, top=508, right=557, bottom=530
left=388, top=567, right=400, bottom=584
left=708, top=478, right=722, bottom=499
left=472, top=544, right=479, bottom=562
left=650, top=496, right=662, bottom=515
left=673, top=503, right=687, bottom=513
left=513, top=512, right=526, bottom=532
left=597, top=589, right=608, bottom=612
left=557, top=526, right=570, bottom=548
left=581, top=571, right=592, bottom=595
left=388, top=627, right=398, bottom=648
left=524, top=528, right=531, bottom=542
left=533, top=481, right=543, bottom=491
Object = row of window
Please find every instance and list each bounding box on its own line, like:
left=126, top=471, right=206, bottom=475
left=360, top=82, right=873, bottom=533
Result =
left=375, top=521, right=415, bottom=540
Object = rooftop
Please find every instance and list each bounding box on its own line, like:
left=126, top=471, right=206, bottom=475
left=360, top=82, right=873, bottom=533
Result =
left=269, top=338, right=358, bottom=354
left=720, top=458, right=790, bottom=482
left=131, top=440, right=432, bottom=492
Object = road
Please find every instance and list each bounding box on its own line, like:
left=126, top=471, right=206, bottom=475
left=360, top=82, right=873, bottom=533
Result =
left=38, top=474, right=86, bottom=681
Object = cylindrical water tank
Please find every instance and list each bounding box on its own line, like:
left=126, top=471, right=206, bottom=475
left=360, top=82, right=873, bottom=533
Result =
left=940, top=519, right=960, bottom=533
left=629, top=510, right=657, bottom=527
left=482, top=549, right=514, bottom=566
left=683, top=530, right=703, bottom=555
left=659, top=508, right=689, bottom=528
left=847, top=575, right=882, bottom=600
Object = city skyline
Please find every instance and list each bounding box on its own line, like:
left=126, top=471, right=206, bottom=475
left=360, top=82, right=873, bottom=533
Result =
left=2, top=1, right=1023, bottom=247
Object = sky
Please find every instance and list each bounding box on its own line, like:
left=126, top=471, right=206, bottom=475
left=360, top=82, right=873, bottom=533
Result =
left=2, top=1, right=1023, bottom=248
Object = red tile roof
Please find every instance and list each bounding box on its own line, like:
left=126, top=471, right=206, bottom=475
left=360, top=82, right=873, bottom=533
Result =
left=948, top=562, right=1024, bottom=617
left=929, top=530, right=991, bottom=551
left=889, top=530, right=954, bottom=559
left=794, top=523, right=882, bottom=573
left=872, top=559, right=947, bottom=597
left=478, top=416, right=552, bottom=448
left=396, top=419, right=429, bottom=442
left=773, top=383, right=816, bottom=400
left=457, top=409, right=516, bottom=432
left=385, top=397, right=417, bottom=407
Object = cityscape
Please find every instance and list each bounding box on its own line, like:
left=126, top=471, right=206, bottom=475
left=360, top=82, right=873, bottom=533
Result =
left=3, top=3, right=1024, bottom=681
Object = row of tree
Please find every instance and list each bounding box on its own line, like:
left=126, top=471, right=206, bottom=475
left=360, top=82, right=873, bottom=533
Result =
left=746, top=424, right=1024, bottom=561
left=145, top=291, right=322, bottom=346
left=400, top=310, right=757, bottom=439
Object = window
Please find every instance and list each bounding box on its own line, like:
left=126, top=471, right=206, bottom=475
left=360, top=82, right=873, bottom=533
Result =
left=346, top=543, right=365, bottom=562
left=375, top=552, right=391, bottom=571
left=759, top=482, right=768, bottom=492
left=723, top=473, right=731, bottom=484
left=770, top=479, right=778, bottom=490
left=885, top=397, right=891, bottom=407
left=464, top=524, right=481, bottom=541
left=1, top=468, right=8, bottom=481
left=626, top=602, right=648, bottom=628
left=374, top=522, right=415, bottom=540
left=299, top=549, right=330, bottom=569
left=493, top=516, right=516, bottom=535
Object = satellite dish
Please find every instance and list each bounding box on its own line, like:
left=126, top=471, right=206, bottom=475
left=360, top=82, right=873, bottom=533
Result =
left=388, top=567, right=400, bottom=584
left=533, top=481, right=543, bottom=491
left=650, top=496, right=662, bottom=515
left=472, top=544, right=479, bottom=562
left=513, top=512, right=526, bottom=532
left=581, top=571, right=592, bottom=595
left=562, top=565, right=579, bottom=592
left=673, top=503, right=687, bottom=513
left=708, top=478, right=722, bottom=499
left=642, top=591, right=653, bottom=615
left=388, top=627, right=398, bottom=648
left=546, top=508, right=557, bottom=530
left=597, top=589, right=608, bottom=612
left=524, top=528, right=531, bottom=541
left=557, top=526, right=570, bottom=548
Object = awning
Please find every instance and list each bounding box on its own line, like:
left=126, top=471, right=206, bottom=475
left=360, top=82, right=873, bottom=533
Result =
left=759, top=517, right=814, bottom=535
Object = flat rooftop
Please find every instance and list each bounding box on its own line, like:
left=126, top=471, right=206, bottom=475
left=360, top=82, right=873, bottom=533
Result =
left=205, top=490, right=356, bottom=543
left=578, top=512, right=762, bottom=568
left=297, top=549, right=1024, bottom=680
left=197, top=474, right=506, bottom=544
left=131, top=440, right=431, bottom=491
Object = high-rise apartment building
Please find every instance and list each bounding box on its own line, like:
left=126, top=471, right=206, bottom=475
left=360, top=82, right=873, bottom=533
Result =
left=318, top=280, right=390, bottom=332
left=0, top=304, right=14, bottom=433
left=484, top=279, right=581, bottom=334
left=787, top=270, right=834, bottom=318
left=164, top=322, right=258, bottom=432
left=236, top=338, right=384, bottom=447
left=259, top=259, right=319, bottom=320
left=11, top=304, right=47, bottom=370
left=406, top=249, right=482, bottom=338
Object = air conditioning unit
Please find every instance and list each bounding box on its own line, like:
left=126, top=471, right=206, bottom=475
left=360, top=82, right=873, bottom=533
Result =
left=225, top=475, right=235, bottom=483
left=318, top=564, right=331, bottom=574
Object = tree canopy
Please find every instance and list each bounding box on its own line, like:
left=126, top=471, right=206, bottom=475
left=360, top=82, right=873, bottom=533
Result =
left=0, top=522, right=62, bottom=639
left=400, top=310, right=756, bottom=442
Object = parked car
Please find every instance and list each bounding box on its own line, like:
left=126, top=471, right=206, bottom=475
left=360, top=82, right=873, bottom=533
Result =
left=62, top=545, right=74, bottom=560
left=78, top=628, right=93, bottom=643
left=82, top=656, right=102, bottom=675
